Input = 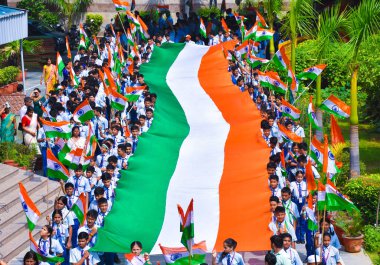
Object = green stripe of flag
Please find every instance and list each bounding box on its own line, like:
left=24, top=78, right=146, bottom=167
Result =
left=45, top=131, right=71, bottom=139
left=171, top=254, right=206, bottom=265
left=35, top=253, right=65, bottom=263
left=47, top=168, right=68, bottom=181
left=71, top=204, right=85, bottom=224
left=125, top=94, right=141, bottom=102
left=92, top=43, right=189, bottom=253
left=110, top=101, right=125, bottom=111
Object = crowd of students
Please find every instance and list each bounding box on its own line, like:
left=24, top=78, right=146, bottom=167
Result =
left=0, top=8, right=347, bottom=265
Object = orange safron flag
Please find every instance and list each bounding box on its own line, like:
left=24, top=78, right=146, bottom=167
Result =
left=330, top=115, right=345, bottom=145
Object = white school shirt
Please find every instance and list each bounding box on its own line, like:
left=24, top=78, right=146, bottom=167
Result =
left=38, top=238, right=64, bottom=265
left=290, top=181, right=308, bottom=200
left=276, top=166, right=286, bottom=189
left=282, top=199, right=300, bottom=225
left=269, top=186, right=282, bottom=199
left=70, top=246, right=100, bottom=265
left=78, top=225, right=99, bottom=248
left=67, top=176, right=91, bottom=197
left=96, top=153, right=109, bottom=169
left=95, top=211, right=109, bottom=227
left=52, top=222, right=69, bottom=248
left=316, top=245, right=341, bottom=265
left=66, top=194, right=78, bottom=210
left=216, top=251, right=244, bottom=265
left=268, top=220, right=297, bottom=242
left=293, top=125, right=305, bottom=138
left=89, top=199, right=113, bottom=212
left=284, top=247, right=303, bottom=265
left=52, top=207, right=75, bottom=227
left=93, top=116, right=109, bottom=140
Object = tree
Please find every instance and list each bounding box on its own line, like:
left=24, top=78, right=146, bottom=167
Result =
left=0, top=40, right=42, bottom=67
left=262, top=0, right=283, bottom=58
left=344, top=0, right=380, bottom=178
left=282, top=0, right=315, bottom=70
left=44, top=0, right=93, bottom=30
left=311, top=5, right=348, bottom=140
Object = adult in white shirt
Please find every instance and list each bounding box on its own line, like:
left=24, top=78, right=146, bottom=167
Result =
left=19, top=96, right=34, bottom=119
left=185, top=35, right=195, bottom=44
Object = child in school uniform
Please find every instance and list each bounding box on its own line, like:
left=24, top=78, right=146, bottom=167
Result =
left=101, top=173, right=116, bottom=203
left=269, top=196, right=280, bottom=223
left=290, top=171, right=308, bottom=244
left=316, top=233, right=342, bottom=265
left=66, top=164, right=91, bottom=197
left=305, top=193, right=318, bottom=258
left=96, top=143, right=110, bottom=172
left=281, top=233, right=303, bottom=265
left=269, top=206, right=297, bottom=249
left=281, top=187, right=300, bottom=231
left=38, top=225, right=64, bottom=265
left=269, top=175, right=282, bottom=199
left=64, top=183, right=77, bottom=210
left=78, top=210, right=99, bottom=248
left=211, top=238, right=244, bottom=265
left=70, top=232, right=100, bottom=265
left=95, top=198, right=109, bottom=227
left=85, top=166, right=97, bottom=202
left=51, top=210, right=69, bottom=265
left=89, top=187, right=113, bottom=212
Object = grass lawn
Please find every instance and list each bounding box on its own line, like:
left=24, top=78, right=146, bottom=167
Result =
left=338, top=121, right=380, bottom=174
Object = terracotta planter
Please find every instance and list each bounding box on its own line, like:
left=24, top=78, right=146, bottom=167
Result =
left=0, top=84, right=14, bottom=95
left=333, top=224, right=345, bottom=247
left=342, top=234, right=364, bottom=253
left=15, top=70, right=27, bottom=82
left=3, top=159, right=15, bottom=165
left=10, top=82, right=18, bottom=93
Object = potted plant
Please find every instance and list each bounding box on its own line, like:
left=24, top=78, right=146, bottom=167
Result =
left=333, top=210, right=364, bottom=253
left=1, top=142, right=19, bottom=167
left=0, top=66, right=20, bottom=94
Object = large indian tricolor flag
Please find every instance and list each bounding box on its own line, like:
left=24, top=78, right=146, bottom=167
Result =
left=92, top=43, right=271, bottom=253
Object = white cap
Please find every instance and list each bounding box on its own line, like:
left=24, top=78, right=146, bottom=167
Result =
left=307, top=255, right=321, bottom=263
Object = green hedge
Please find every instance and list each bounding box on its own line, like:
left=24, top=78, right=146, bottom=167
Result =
left=343, top=174, right=380, bottom=225
left=86, top=14, right=103, bottom=36
left=0, top=142, right=38, bottom=169
left=0, top=66, right=20, bottom=86
left=197, top=6, right=222, bottom=19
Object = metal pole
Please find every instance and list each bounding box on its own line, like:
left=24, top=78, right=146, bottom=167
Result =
left=20, top=39, right=26, bottom=90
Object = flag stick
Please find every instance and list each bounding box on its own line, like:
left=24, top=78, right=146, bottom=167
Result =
left=293, top=79, right=315, bottom=104
left=117, top=11, right=128, bottom=38
left=319, top=200, right=327, bottom=261
left=188, top=252, right=192, bottom=265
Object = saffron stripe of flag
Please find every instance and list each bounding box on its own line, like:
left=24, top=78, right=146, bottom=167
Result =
left=92, top=43, right=271, bottom=254
left=320, top=94, right=350, bottom=119
left=71, top=193, right=87, bottom=225
left=126, top=85, right=146, bottom=94
left=317, top=181, right=326, bottom=210
left=159, top=241, right=207, bottom=265
left=308, top=96, right=321, bottom=130
left=178, top=199, right=194, bottom=255
left=39, top=118, right=72, bottom=139
left=65, top=36, right=71, bottom=59
left=247, top=54, right=269, bottom=68
left=61, top=147, right=83, bottom=170
left=256, top=11, right=268, bottom=28
left=29, top=231, right=65, bottom=263
left=78, top=36, right=86, bottom=50
left=19, top=183, right=41, bottom=231
left=257, top=71, right=287, bottom=94
left=330, top=115, right=345, bottom=145
left=280, top=99, right=300, bottom=120
left=221, top=18, right=229, bottom=33
left=112, top=0, right=129, bottom=11
left=278, top=123, right=303, bottom=143
left=46, top=148, right=69, bottom=181
left=124, top=254, right=147, bottom=265
left=243, top=22, right=257, bottom=41
left=73, top=99, right=95, bottom=123
left=297, top=64, right=327, bottom=80
left=322, top=135, right=338, bottom=177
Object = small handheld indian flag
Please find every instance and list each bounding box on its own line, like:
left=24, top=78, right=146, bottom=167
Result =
left=322, top=135, right=338, bottom=177
left=177, top=199, right=194, bottom=255
left=62, top=148, right=83, bottom=170
left=221, top=18, right=229, bottom=33
left=305, top=207, right=318, bottom=231
left=320, top=95, right=350, bottom=119
left=310, top=136, right=324, bottom=167
left=247, top=54, right=269, bottom=68
left=56, top=52, right=65, bottom=77
left=78, top=36, right=87, bottom=50
left=278, top=123, right=303, bottom=143
left=65, top=36, right=71, bottom=59
left=112, top=0, right=129, bottom=11
left=19, top=183, right=41, bottom=231
left=109, top=89, right=128, bottom=111
left=127, top=29, right=135, bottom=46
left=29, top=232, right=65, bottom=263
left=256, top=11, right=268, bottom=28
left=308, top=96, right=321, bottom=130
left=71, top=193, right=88, bottom=225
left=124, top=253, right=147, bottom=265
left=243, top=23, right=257, bottom=41
left=159, top=241, right=207, bottom=265
left=325, top=179, right=358, bottom=212
left=236, top=40, right=249, bottom=59
left=199, top=18, right=207, bottom=38
left=73, top=99, right=95, bottom=123
left=272, top=46, right=290, bottom=71
left=255, top=27, right=274, bottom=42
left=280, top=99, right=300, bottom=121
left=258, top=71, right=287, bottom=94
left=46, top=148, right=69, bottom=181
left=317, top=181, right=326, bottom=210
left=297, top=64, right=327, bottom=81
left=39, top=118, right=72, bottom=139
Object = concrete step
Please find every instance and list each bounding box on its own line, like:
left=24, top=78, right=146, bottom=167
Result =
left=0, top=171, right=35, bottom=202
left=0, top=165, right=19, bottom=182
left=1, top=186, right=58, bottom=262
left=0, top=176, right=60, bottom=230
left=0, top=183, right=61, bottom=247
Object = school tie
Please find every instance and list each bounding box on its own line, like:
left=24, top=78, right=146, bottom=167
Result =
left=95, top=118, right=99, bottom=138
left=132, top=137, right=137, bottom=153
left=75, top=177, right=80, bottom=195
left=298, top=183, right=302, bottom=199
left=42, top=240, right=47, bottom=253
left=321, top=246, right=327, bottom=265
left=105, top=188, right=109, bottom=200
left=147, top=119, right=151, bottom=128
left=271, top=188, right=275, bottom=196
left=68, top=197, right=72, bottom=209
left=227, top=254, right=231, bottom=265
left=100, top=155, right=104, bottom=168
